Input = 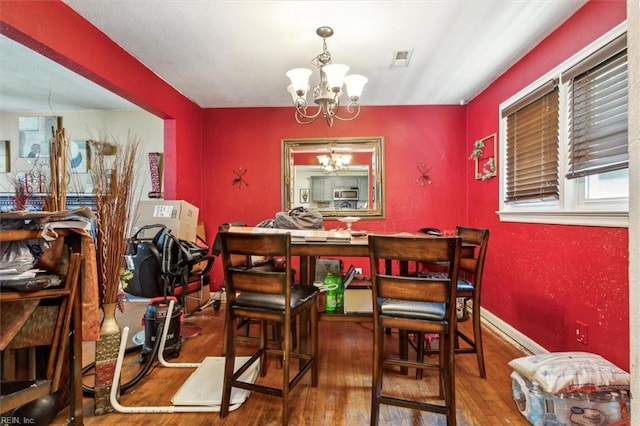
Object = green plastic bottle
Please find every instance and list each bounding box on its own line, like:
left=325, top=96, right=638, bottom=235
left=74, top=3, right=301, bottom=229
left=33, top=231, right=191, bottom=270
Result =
left=323, top=272, right=340, bottom=313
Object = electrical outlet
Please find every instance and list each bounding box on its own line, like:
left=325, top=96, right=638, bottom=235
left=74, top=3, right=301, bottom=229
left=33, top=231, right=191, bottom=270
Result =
left=354, top=267, right=363, bottom=275
left=576, top=321, right=588, bottom=345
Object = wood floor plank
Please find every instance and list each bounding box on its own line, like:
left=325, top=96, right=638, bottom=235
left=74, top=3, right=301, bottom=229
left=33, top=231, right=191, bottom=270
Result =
left=52, top=302, right=529, bottom=425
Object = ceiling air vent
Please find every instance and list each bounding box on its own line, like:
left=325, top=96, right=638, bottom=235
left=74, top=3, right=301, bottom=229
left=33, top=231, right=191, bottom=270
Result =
left=390, top=49, right=413, bottom=68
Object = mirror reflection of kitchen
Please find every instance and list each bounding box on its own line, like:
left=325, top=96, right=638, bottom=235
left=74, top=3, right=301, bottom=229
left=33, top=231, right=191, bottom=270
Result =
left=282, top=137, right=384, bottom=218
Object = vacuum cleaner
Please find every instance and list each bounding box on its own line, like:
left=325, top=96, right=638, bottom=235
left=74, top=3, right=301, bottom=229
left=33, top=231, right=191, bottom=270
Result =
left=139, top=296, right=183, bottom=363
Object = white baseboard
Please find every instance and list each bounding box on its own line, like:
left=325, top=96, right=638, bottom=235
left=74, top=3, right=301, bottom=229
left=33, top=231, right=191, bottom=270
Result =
left=474, top=305, right=548, bottom=356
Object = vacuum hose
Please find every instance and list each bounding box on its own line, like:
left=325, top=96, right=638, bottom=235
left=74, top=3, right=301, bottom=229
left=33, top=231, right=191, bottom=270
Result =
left=82, top=322, right=165, bottom=397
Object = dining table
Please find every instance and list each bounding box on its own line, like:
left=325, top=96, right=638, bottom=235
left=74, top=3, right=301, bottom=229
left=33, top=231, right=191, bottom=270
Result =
left=225, top=226, right=474, bottom=372
left=226, top=226, right=473, bottom=321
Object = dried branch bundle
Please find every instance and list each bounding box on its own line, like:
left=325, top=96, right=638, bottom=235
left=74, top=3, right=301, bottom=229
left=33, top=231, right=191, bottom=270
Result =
left=45, top=127, right=68, bottom=211
left=91, top=134, right=140, bottom=305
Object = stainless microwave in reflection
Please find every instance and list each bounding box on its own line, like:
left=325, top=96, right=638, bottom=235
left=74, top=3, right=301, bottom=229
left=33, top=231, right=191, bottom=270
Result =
left=333, top=188, right=359, bottom=201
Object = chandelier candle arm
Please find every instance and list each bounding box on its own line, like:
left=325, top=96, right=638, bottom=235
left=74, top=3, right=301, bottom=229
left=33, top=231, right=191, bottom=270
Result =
left=286, top=26, right=367, bottom=127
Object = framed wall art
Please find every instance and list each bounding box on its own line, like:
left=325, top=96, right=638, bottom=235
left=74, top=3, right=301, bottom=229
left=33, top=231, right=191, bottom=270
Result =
left=18, top=116, right=61, bottom=158
left=300, top=188, right=310, bottom=203
left=69, top=140, right=90, bottom=173
left=469, top=133, right=497, bottom=180
left=0, top=140, right=9, bottom=173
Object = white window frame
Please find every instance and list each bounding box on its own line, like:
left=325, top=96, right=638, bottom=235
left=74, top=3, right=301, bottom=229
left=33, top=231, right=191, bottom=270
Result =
left=498, top=22, right=628, bottom=228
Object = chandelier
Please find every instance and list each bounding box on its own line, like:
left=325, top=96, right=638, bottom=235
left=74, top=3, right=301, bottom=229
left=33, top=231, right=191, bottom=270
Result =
left=317, top=151, right=352, bottom=174
left=286, top=26, right=368, bottom=127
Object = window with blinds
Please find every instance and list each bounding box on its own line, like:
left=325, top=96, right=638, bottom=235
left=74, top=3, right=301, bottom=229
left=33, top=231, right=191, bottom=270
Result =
left=498, top=26, right=628, bottom=227
left=563, top=34, right=628, bottom=179
left=503, top=82, right=559, bottom=202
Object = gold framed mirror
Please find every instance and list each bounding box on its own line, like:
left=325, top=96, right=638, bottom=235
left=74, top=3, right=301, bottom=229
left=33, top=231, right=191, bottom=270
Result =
left=282, top=137, right=385, bottom=219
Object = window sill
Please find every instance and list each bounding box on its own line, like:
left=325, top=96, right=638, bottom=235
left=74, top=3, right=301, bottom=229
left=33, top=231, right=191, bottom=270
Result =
left=497, top=210, right=628, bottom=228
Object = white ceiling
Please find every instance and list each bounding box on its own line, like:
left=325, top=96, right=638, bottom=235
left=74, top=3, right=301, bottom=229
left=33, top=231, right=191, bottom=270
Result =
left=1, top=0, right=587, bottom=112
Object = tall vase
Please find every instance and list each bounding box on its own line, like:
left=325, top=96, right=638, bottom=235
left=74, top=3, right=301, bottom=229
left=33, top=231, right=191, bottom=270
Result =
left=94, top=302, right=121, bottom=415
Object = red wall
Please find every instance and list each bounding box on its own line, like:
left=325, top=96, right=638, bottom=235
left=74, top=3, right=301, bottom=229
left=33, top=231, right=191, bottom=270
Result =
left=201, top=106, right=468, bottom=287
left=0, top=0, right=629, bottom=369
left=465, top=0, right=628, bottom=368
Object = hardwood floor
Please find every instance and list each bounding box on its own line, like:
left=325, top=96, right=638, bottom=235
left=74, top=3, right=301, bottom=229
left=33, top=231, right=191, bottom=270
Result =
left=54, top=299, right=530, bottom=425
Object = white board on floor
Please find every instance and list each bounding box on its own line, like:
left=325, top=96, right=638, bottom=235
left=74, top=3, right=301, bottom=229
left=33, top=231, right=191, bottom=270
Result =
left=171, top=356, right=259, bottom=406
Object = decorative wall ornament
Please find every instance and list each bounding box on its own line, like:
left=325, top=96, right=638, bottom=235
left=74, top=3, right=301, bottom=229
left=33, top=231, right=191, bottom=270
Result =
left=232, top=166, right=249, bottom=189
left=415, top=163, right=432, bottom=186
left=148, top=152, right=163, bottom=198
left=469, top=134, right=497, bottom=180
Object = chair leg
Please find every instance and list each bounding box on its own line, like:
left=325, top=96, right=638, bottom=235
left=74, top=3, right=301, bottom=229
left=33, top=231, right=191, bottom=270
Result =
left=220, top=310, right=237, bottom=419
left=259, top=320, right=268, bottom=376
left=472, top=305, right=486, bottom=378
left=282, top=316, right=291, bottom=426
left=444, top=332, right=456, bottom=426
left=438, top=333, right=445, bottom=399
left=399, top=330, right=409, bottom=375
left=370, top=320, right=383, bottom=426
left=310, top=305, right=319, bottom=387
left=221, top=302, right=234, bottom=357
left=415, top=332, right=424, bottom=380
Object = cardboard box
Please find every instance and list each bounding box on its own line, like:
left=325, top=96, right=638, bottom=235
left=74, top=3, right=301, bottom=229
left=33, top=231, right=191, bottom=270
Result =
left=134, top=200, right=199, bottom=242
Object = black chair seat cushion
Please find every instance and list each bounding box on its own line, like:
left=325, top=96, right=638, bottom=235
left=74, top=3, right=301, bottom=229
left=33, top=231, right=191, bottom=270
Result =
left=380, top=299, right=446, bottom=321
left=234, top=285, right=318, bottom=311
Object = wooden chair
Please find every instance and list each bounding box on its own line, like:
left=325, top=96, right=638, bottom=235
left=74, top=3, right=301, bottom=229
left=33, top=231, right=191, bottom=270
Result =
left=368, top=234, right=461, bottom=426
left=219, top=231, right=319, bottom=426
left=412, top=226, right=490, bottom=378
left=452, top=226, right=490, bottom=378
left=215, top=222, right=297, bottom=355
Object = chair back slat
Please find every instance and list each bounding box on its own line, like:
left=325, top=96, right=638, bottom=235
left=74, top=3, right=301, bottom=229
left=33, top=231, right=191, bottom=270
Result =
left=370, top=235, right=457, bottom=264
left=229, top=268, right=287, bottom=295
left=222, top=232, right=289, bottom=258
left=376, top=275, right=450, bottom=303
